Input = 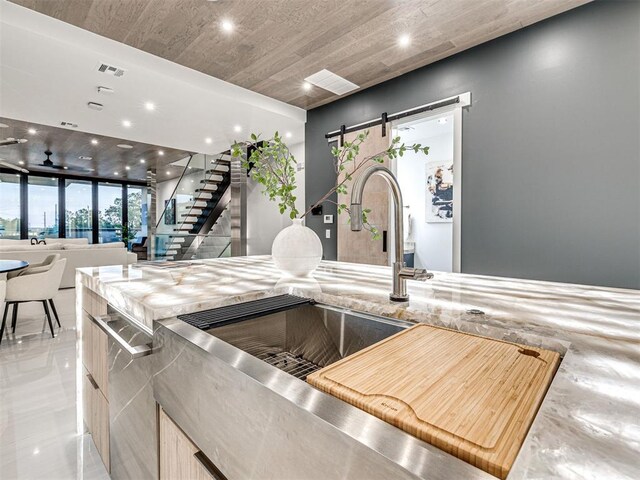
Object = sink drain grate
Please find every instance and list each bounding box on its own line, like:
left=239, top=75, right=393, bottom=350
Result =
left=257, top=351, right=322, bottom=380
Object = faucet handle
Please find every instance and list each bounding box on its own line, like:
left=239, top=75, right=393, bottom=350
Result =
left=399, top=267, right=434, bottom=281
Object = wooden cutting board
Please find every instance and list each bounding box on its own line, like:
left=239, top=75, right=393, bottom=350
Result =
left=307, top=324, right=560, bottom=479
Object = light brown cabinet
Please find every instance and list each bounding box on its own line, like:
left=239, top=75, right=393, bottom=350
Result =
left=159, top=408, right=226, bottom=480
left=84, top=367, right=110, bottom=471
left=90, top=317, right=109, bottom=398
left=81, top=308, right=110, bottom=472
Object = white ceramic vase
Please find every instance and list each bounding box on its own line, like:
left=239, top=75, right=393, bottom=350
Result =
left=271, top=219, right=323, bottom=277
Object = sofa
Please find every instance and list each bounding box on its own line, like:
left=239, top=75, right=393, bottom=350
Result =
left=0, top=238, right=137, bottom=288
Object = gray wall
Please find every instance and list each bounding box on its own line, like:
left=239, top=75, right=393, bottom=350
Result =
left=305, top=0, right=640, bottom=289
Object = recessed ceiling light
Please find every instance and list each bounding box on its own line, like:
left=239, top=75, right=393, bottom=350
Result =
left=28, top=128, right=37, bottom=135
left=114, top=172, right=119, bottom=176
left=144, top=102, right=155, bottom=111
left=91, top=138, right=98, bottom=145
left=122, top=120, right=132, bottom=128
left=158, top=150, right=165, bottom=156
left=221, top=19, right=234, bottom=32
left=398, top=34, right=411, bottom=47
left=117, top=144, right=133, bottom=149
left=166, top=171, right=170, bottom=175
left=285, top=131, right=292, bottom=139
left=205, top=137, right=212, bottom=144
left=140, top=159, right=146, bottom=164
left=233, top=125, right=242, bottom=133
left=125, top=165, right=131, bottom=170
left=18, top=160, right=24, bottom=165
left=79, top=155, right=93, bottom=160
left=63, top=166, right=69, bottom=170
left=303, top=82, right=312, bottom=91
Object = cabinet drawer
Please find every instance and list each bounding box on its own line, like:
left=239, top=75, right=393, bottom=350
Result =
left=82, top=313, right=109, bottom=400
left=91, top=321, right=109, bottom=399
left=81, top=316, right=93, bottom=374
left=92, top=387, right=110, bottom=473
left=83, top=368, right=110, bottom=472
left=159, top=408, right=226, bottom=480
left=82, top=368, right=93, bottom=433
left=81, top=286, right=107, bottom=318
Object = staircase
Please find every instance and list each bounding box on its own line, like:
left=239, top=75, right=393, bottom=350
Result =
left=156, top=152, right=233, bottom=261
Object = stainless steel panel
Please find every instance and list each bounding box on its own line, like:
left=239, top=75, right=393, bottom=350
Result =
left=229, top=156, right=246, bottom=256
left=107, top=315, right=158, bottom=480
left=147, top=168, right=157, bottom=260
left=154, top=305, right=492, bottom=480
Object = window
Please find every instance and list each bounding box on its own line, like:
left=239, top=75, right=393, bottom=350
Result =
left=127, top=185, right=147, bottom=246
left=98, top=183, right=123, bottom=243
left=0, top=173, right=21, bottom=239
left=65, top=179, right=93, bottom=242
left=28, top=176, right=59, bottom=239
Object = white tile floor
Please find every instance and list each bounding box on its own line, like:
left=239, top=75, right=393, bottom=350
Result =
left=0, top=288, right=109, bottom=480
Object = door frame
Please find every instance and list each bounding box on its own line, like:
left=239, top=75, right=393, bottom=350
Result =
left=390, top=92, right=470, bottom=273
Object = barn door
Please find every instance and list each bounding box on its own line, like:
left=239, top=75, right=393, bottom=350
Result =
left=337, top=123, right=391, bottom=266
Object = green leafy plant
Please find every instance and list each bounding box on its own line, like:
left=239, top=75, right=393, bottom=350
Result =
left=232, top=130, right=429, bottom=237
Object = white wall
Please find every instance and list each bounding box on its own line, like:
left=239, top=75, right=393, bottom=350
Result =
left=246, top=141, right=305, bottom=255
left=396, top=115, right=453, bottom=272
left=0, top=2, right=305, bottom=157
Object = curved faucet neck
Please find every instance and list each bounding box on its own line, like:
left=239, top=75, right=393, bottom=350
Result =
left=350, top=165, right=404, bottom=266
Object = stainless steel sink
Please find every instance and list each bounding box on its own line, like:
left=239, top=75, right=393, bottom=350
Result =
left=205, top=303, right=414, bottom=380
left=155, top=301, right=495, bottom=480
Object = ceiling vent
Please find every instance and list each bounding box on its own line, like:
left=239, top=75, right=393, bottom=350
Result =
left=304, top=69, right=359, bottom=95
left=97, top=86, right=115, bottom=94
left=97, top=62, right=125, bottom=77
left=60, top=121, right=78, bottom=128
left=79, top=156, right=92, bottom=160
left=88, top=102, right=103, bottom=111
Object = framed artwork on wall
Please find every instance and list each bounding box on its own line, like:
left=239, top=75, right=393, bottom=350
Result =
left=426, top=160, right=453, bottom=223
left=164, top=198, right=176, bottom=225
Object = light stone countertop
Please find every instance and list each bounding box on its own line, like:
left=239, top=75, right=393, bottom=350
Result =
left=77, top=255, right=640, bottom=479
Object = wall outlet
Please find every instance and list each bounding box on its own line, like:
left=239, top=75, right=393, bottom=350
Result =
left=325, top=229, right=331, bottom=239
left=324, top=214, right=334, bottom=224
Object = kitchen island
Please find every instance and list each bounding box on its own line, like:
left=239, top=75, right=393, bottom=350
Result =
left=76, top=256, right=639, bottom=480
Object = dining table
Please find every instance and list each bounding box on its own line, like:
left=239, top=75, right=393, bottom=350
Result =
left=0, top=260, right=29, bottom=274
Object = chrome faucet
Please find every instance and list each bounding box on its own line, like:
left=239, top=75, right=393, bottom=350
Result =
left=350, top=165, right=433, bottom=302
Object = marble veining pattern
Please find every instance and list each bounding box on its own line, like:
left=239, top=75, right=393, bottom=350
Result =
left=78, top=256, right=640, bottom=479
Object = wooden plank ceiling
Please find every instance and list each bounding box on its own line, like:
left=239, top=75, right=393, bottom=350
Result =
left=0, top=118, right=192, bottom=181
left=10, top=0, right=589, bottom=110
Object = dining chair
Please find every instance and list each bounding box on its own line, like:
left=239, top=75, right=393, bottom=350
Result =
left=0, top=256, right=67, bottom=344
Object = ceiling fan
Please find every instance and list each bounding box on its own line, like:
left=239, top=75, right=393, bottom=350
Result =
left=38, top=150, right=94, bottom=173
